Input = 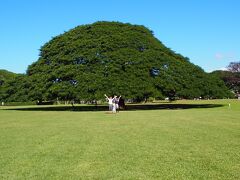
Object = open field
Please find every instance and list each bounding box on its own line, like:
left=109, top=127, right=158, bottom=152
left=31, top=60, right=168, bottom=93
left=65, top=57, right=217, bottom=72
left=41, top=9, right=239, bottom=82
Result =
left=0, top=100, right=239, bottom=179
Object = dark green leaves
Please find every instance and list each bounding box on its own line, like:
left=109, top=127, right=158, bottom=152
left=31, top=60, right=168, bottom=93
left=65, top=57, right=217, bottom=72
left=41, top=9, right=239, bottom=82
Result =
left=1, top=22, right=233, bottom=102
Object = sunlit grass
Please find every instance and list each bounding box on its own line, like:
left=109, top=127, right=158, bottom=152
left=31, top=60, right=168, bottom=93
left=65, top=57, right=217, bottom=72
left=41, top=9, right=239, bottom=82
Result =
left=0, top=100, right=239, bottom=179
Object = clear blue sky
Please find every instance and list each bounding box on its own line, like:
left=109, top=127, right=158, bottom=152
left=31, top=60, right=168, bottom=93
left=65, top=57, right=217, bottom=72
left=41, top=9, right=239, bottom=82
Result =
left=0, top=0, right=239, bottom=73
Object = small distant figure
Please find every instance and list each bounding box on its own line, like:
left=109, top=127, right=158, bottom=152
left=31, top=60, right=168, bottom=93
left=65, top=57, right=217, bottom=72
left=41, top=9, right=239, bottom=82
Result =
left=104, top=94, right=113, bottom=112
left=228, top=103, right=231, bottom=109
left=112, top=96, right=117, bottom=113
left=1, top=102, right=4, bottom=106
left=118, top=97, right=125, bottom=110
left=113, top=95, right=121, bottom=113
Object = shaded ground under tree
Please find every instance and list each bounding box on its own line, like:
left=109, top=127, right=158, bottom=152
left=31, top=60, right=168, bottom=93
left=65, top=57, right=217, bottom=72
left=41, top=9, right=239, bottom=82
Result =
left=2, top=103, right=224, bottom=112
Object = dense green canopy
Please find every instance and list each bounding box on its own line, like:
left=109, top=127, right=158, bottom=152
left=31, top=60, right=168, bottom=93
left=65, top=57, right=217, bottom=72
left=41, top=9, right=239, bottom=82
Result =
left=211, top=70, right=240, bottom=96
left=0, top=69, right=17, bottom=85
left=1, top=22, right=233, bottom=102
left=0, top=70, right=29, bottom=102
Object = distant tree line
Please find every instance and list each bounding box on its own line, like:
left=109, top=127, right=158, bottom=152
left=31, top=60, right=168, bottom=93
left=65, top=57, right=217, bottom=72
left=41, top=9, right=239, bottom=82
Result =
left=211, top=61, right=240, bottom=97
left=0, top=22, right=235, bottom=103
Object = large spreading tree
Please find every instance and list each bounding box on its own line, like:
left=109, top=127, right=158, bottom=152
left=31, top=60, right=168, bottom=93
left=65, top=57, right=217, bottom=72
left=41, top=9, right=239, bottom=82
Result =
left=1, top=21, right=233, bottom=102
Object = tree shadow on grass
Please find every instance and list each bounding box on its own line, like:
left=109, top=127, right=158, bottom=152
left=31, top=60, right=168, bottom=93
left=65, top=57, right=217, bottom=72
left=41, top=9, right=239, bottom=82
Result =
left=2, top=103, right=224, bottom=112
left=126, top=103, right=224, bottom=110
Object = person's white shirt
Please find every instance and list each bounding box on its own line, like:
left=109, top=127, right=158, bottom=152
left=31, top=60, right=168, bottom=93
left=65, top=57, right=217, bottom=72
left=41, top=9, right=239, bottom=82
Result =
left=108, top=98, right=113, bottom=104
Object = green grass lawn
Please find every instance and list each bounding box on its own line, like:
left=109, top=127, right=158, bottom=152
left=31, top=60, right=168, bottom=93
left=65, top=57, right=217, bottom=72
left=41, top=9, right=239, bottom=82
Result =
left=0, top=100, right=239, bottom=179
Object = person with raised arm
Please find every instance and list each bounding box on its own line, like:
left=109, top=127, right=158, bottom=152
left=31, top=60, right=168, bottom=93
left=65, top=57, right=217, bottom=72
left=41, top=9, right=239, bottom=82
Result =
left=104, top=94, right=113, bottom=112
left=114, top=95, right=121, bottom=112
